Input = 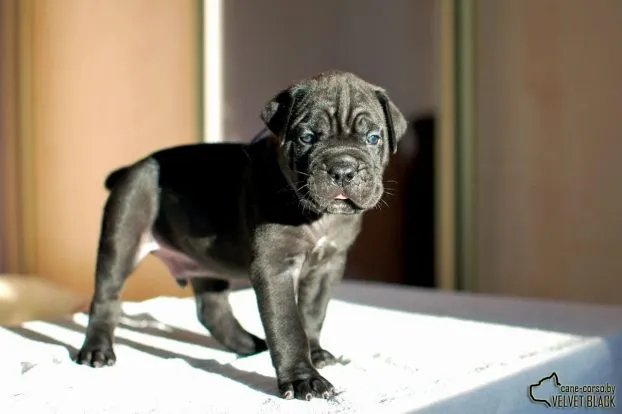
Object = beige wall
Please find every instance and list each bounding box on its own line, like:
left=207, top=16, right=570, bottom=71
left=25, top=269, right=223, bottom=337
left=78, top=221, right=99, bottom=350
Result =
left=8, top=0, right=619, bottom=306
left=476, top=0, right=622, bottom=304
left=15, top=0, right=200, bottom=300
left=4, top=0, right=435, bottom=298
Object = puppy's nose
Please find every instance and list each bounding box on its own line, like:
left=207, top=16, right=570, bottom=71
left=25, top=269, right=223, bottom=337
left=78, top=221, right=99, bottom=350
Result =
left=328, top=163, right=357, bottom=186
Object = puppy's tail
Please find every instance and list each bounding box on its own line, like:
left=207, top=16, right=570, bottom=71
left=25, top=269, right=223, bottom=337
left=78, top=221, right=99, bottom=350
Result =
left=104, top=167, right=129, bottom=190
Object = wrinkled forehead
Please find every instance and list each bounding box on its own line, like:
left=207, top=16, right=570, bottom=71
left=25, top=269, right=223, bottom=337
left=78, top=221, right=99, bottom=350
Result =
left=290, top=83, right=384, bottom=135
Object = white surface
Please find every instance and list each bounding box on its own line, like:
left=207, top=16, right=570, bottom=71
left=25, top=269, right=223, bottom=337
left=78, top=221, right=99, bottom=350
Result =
left=0, top=280, right=621, bottom=413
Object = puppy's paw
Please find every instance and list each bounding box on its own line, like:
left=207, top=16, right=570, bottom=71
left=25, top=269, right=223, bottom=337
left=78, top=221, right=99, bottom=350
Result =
left=311, top=348, right=338, bottom=368
left=278, top=369, right=335, bottom=401
left=75, top=343, right=116, bottom=368
left=229, top=332, right=268, bottom=356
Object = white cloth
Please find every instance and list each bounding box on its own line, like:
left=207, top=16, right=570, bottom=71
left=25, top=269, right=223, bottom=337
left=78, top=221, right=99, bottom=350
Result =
left=0, top=281, right=620, bottom=413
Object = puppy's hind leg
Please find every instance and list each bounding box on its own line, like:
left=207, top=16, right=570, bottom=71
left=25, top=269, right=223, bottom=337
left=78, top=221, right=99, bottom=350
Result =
left=190, top=278, right=267, bottom=356
left=76, top=158, right=160, bottom=367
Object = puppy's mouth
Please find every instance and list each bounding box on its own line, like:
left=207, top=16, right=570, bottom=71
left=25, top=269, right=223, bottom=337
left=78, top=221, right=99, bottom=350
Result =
left=296, top=187, right=364, bottom=215
left=318, top=189, right=365, bottom=214
left=292, top=165, right=381, bottom=215
left=326, top=197, right=362, bottom=214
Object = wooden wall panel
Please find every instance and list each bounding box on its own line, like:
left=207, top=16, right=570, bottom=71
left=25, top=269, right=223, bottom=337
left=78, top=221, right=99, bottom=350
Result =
left=0, top=0, right=21, bottom=273
left=20, top=0, right=200, bottom=300
left=476, top=0, right=622, bottom=304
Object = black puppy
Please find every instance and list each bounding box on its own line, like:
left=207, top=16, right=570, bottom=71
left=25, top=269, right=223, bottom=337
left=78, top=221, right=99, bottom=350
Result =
left=76, top=70, right=407, bottom=401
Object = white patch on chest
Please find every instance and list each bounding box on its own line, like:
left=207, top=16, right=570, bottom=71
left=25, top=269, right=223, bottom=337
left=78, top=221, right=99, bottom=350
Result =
left=134, top=233, right=160, bottom=265
left=289, top=236, right=339, bottom=302
left=283, top=255, right=306, bottom=301
left=312, top=236, right=337, bottom=262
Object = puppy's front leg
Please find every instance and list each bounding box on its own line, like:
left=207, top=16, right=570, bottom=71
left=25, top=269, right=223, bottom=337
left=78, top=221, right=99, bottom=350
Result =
left=297, top=252, right=346, bottom=368
left=250, top=256, right=335, bottom=401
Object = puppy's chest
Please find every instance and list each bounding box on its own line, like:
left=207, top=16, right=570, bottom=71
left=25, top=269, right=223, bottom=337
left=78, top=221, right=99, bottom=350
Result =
left=280, top=217, right=360, bottom=288
left=285, top=235, right=339, bottom=272
left=288, top=236, right=339, bottom=293
left=307, top=236, right=339, bottom=265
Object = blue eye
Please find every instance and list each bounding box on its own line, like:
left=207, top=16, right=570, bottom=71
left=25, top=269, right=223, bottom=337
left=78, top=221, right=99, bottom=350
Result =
left=299, top=133, right=317, bottom=145
left=366, top=133, right=381, bottom=145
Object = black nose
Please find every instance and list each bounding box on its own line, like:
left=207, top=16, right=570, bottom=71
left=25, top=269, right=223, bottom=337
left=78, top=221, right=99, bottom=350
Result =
left=328, top=163, right=357, bottom=186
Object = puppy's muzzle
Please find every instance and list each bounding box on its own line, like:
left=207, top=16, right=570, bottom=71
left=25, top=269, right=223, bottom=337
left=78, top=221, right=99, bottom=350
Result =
left=326, top=155, right=359, bottom=188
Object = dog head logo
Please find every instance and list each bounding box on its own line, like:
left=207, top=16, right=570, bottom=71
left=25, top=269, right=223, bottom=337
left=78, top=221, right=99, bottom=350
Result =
left=528, top=372, right=561, bottom=407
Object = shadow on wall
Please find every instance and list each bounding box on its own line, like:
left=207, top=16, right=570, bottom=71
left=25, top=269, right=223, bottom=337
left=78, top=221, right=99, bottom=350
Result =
left=345, top=113, right=437, bottom=289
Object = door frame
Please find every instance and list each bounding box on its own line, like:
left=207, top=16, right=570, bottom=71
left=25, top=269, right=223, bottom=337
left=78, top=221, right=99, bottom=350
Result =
left=438, top=0, right=478, bottom=292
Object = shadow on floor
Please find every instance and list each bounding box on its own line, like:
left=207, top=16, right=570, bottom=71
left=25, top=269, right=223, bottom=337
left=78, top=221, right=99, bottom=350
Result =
left=5, top=314, right=278, bottom=397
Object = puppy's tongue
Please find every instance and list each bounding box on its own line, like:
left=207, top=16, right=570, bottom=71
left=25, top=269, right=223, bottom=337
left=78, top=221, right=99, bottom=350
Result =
left=334, top=192, right=348, bottom=200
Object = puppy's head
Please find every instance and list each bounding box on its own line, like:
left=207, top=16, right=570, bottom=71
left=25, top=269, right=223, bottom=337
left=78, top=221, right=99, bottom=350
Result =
left=260, top=70, right=407, bottom=215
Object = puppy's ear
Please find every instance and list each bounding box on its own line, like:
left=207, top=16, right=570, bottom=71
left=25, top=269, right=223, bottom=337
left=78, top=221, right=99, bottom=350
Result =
left=375, top=90, right=407, bottom=154
left=260, top=85, right=305, bottom=139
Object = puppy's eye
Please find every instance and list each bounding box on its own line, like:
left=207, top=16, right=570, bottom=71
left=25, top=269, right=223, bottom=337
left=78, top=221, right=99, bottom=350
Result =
left=299, top=133, right=317, bottom=145
left=366, top=133, right=381, bottom=145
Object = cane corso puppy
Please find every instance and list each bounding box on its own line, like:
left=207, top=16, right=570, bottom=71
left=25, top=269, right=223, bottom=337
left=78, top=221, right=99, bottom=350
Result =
left=75, top=70, right=407, bottom=400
